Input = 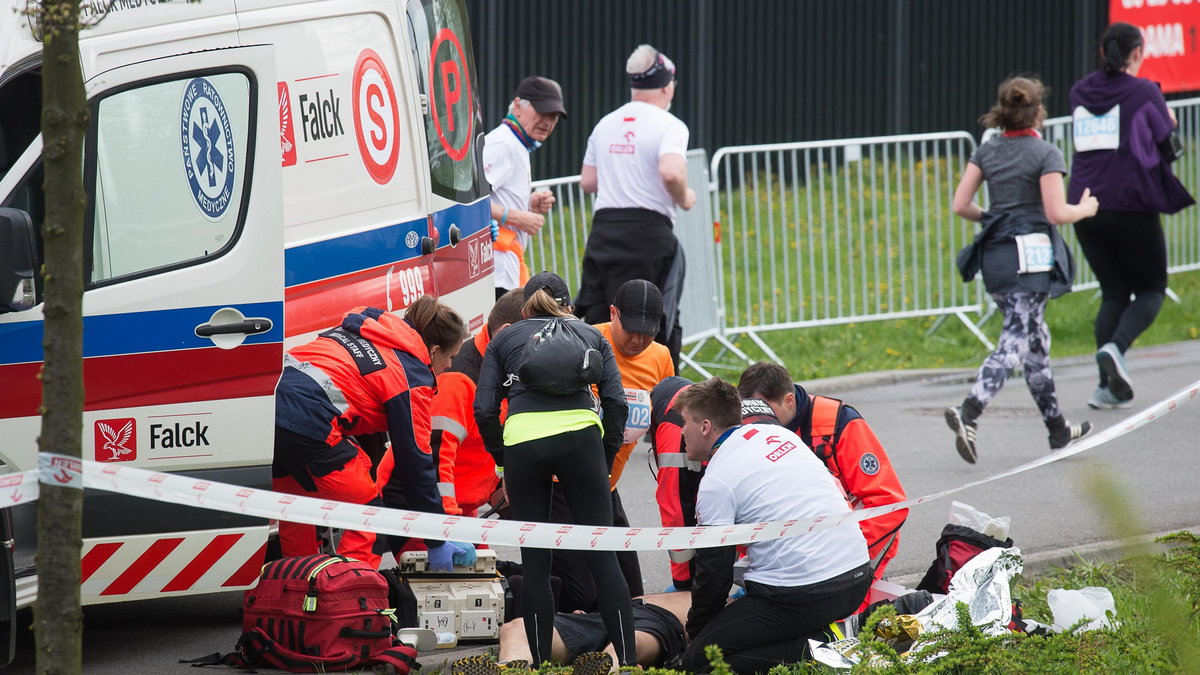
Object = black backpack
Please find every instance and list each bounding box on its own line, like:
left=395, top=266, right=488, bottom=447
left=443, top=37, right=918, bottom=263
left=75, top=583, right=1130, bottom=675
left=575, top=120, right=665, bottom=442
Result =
left=518, top=318, right=601, bottom=395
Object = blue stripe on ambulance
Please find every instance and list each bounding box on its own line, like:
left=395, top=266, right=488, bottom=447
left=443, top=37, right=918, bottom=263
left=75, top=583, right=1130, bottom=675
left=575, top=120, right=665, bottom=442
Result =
left=0, top=301, right=284, bottom=366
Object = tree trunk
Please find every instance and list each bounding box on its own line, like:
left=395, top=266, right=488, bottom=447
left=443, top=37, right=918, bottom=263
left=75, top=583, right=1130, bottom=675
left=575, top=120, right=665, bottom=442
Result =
left=35, top=1, right=87, bottom=673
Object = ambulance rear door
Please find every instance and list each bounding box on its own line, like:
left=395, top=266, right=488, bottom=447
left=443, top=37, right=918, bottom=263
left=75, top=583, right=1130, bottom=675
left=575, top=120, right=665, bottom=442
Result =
left=0, top=45, right=283, bottom=603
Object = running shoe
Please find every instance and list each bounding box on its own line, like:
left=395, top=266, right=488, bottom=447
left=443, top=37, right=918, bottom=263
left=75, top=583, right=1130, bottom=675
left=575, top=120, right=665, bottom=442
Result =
left=452, top=655, right=501, bottom=675
left=1049, top=420, right=1093, bottom=450
left=1087, top=386, right=1133, bottom=410
left=571, top=651, right=614, bottom=675
left=1097, top=343, right=1133, bottom=400
left=944, top=406, right=977, bottom=464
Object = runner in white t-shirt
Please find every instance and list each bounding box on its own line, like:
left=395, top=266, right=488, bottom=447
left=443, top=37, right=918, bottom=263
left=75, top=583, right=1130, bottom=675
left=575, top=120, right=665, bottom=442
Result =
left=482, top=76, right=566, bottom=297
left=583, top=101, right=690, bottom=219
left=575, top=45, right=696, bottom=371
left=674, top=378, right=871, bottom=674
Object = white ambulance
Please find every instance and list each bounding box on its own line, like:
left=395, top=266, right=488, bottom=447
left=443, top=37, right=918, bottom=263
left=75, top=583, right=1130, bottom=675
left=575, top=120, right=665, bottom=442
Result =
left=0, top=0, right=495, bottom=660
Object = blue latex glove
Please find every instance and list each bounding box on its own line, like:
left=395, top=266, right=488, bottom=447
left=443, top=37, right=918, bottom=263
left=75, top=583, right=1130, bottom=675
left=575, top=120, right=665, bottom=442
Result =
left=426, top=542, right=463, bottom=572
left=451, top=541, right=477, bottom=568
left=426, top=541, right=476, bottom=572
left=663, top=583, right=679, bottom=593
left=489, top=219, right=500, bottom=242
left=729, top=586, right=746, bottom=601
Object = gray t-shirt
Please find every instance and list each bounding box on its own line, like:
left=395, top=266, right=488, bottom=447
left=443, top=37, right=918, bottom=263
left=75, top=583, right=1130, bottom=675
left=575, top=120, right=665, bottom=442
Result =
left=969, top=136, right=1067, bottom=217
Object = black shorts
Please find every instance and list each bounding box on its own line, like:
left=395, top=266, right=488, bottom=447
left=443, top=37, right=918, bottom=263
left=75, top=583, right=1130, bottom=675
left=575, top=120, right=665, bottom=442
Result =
left=554, top=600, right=685, bottom=665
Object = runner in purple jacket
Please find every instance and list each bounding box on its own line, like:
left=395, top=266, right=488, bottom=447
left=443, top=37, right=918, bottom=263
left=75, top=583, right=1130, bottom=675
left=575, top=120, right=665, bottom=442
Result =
left=1068, top=22, right=1195, bottom=410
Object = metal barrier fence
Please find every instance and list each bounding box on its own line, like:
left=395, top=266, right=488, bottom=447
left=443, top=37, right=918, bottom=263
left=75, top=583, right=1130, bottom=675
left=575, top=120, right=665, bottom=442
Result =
left=703, top=132, right=992, bottom=365
left=525, top=103, right=1199, bottom=375
left=981, top=96, right=1200, bottom=297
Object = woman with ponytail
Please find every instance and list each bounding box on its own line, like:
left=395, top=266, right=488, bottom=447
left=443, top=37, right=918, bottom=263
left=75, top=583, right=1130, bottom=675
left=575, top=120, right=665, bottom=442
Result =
left=474, top=271, right=637, bottom=669
left=945, top=76, right=1098, bottom=464
left=272, top=297, right=472, bottom=570
left=1069, top=23, right=1195, bottom=410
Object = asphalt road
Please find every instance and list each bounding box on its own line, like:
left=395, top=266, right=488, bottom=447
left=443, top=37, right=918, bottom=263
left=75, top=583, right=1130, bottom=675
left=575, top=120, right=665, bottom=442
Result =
left=5, top=340, right=1198, bottom=672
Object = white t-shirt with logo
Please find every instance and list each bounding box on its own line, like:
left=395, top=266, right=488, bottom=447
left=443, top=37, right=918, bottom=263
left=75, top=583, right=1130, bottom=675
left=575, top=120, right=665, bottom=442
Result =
left=696, top=424, right=869, bottom=588
left=483, top=124, right=533, bottom=290
left=582, top=101, right=689, bottom=219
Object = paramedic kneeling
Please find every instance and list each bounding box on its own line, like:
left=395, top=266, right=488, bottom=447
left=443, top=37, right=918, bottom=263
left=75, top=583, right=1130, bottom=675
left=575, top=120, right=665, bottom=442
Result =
left=676, top=378, right=871, bottom=674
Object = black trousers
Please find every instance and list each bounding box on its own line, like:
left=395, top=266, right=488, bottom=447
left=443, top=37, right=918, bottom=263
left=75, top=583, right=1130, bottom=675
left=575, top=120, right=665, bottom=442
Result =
left=504, top=427, right=636, bottom=666
left=682, top=567, right=871, bottom=674
left=576, top=208, right=683, bottom=369
left=1074, top=210, right=1167, bottom=355
left=549, top=485, right=644, bottom=612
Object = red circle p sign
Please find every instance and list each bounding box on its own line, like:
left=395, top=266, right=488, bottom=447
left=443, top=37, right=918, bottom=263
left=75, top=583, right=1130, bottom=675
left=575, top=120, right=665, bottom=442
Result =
left=429, top=28, right=474, bottom=162
left=353, top=49, right=401, bottom=185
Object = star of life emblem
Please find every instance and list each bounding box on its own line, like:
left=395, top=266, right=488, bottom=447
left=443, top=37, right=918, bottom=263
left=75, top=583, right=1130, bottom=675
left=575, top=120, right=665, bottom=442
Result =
left=181, top=77, right=236, bottom=221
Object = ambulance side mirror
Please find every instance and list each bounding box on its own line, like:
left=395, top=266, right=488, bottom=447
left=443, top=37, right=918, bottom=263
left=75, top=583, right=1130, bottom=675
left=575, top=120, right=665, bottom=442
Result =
left=0, top=208, right=37, bottom=313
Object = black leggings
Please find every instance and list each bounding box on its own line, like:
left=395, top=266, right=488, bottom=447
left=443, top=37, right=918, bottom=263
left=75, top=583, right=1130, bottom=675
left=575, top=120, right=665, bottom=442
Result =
left=1074, top=210, right=1167, bottom=357
left=504, top=427, right=636, bottom=666
left=549, top=486, right=644, bottom=612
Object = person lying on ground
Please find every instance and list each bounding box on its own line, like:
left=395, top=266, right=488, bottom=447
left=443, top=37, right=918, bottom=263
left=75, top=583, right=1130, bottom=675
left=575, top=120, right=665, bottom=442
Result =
left=496, top=591, right=690, bottom=670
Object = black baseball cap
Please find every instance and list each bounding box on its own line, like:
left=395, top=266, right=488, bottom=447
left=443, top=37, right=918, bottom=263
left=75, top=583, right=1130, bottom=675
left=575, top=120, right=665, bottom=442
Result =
left=524, top=271, right=571, bottom=306
left=612, top=279, right=663, bottom=336
left=514, top=76, right=567, bottom=119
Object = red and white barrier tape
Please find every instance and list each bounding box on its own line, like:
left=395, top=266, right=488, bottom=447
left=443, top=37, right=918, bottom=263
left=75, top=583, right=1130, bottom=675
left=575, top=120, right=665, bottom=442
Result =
left=3, top=380, right=1196, bottom=551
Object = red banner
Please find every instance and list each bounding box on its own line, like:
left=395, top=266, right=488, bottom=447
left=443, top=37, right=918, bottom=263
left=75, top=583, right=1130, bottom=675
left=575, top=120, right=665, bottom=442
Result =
left=1109, top=0, right=1200, bottom=93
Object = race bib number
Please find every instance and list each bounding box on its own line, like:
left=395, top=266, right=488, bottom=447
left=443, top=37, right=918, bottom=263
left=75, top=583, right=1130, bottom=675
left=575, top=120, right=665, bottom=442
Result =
left=1015, top=232, right=1053, bottom=274
left=1073, top=105, right=1120, bottom=152
left=623, top=388, right=651, bottom=445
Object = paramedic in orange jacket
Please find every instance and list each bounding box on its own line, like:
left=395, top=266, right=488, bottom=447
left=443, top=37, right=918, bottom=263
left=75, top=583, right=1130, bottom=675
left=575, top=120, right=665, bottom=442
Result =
left=551, top=279, right=675, bottom=610
left=272, top=298, right=472, bottom=569
left=429, top=290, right=525, bottom=516
left=648, top=376, right=699, bottom=589
left=737, top=362, right=907, bottom=585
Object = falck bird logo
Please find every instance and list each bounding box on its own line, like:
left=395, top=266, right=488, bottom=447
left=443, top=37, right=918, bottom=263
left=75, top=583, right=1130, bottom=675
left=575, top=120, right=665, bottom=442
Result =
left=98, top=421, right=134, bottom=461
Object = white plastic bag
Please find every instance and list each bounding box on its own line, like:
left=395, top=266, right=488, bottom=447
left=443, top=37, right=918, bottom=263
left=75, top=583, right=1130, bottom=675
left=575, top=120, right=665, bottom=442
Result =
left=1047, top=586, right=1117, bottom=632
left=948, top=501, right=1011, bottom=541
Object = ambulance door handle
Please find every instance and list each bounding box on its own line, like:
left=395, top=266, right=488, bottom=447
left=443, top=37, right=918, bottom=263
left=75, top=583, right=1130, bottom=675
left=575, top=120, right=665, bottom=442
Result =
left=195, top=318, right=273, bottom=337
left=196, top=307, right=274, bottom=350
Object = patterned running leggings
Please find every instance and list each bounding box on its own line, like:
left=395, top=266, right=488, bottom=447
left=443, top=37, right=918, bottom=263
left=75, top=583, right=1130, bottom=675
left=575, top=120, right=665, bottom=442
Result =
left=969, top=292, right=1059, bottom=421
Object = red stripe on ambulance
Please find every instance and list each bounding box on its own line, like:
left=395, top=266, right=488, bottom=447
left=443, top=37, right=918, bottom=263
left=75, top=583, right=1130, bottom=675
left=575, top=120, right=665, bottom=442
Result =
left=102, top=538, right=185, bottom=595
left=0, top=343, right=281, bottom=419
left=161, top=533, right=242, bottom=592
left=80, top=530, right=267, bottom=600
left=80, top=542, right=122, bottom=583
left=223, top=543, right=269, bottom=587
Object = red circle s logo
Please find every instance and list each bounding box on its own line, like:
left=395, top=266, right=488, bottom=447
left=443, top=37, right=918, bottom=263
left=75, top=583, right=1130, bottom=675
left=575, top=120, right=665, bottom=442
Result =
left=352, top=49, right=401, bottom=185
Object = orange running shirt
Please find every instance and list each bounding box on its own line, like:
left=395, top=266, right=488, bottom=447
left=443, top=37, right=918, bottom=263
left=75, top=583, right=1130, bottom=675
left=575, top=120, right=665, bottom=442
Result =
left=595, top=322, right=675, bottom=488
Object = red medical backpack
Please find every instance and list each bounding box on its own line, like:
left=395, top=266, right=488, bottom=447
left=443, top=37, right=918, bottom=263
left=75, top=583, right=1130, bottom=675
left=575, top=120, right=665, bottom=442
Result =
left=229, top=554, right=419, bottom=673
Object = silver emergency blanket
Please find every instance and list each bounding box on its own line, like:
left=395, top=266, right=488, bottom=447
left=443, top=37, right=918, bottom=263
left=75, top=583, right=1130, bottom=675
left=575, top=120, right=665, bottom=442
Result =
left=810, top=546, right=1023, bottom=669
left=914, top=546, right=1022, bottom=634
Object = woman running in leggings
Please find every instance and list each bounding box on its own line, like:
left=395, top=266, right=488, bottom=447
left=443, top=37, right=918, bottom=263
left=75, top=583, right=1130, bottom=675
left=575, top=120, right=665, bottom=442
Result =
left=474, top=271, right=635, bottom=667
left=946, top=76, right=1098, bottom=463
left=1068, top=22, right=1195, bottom=409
